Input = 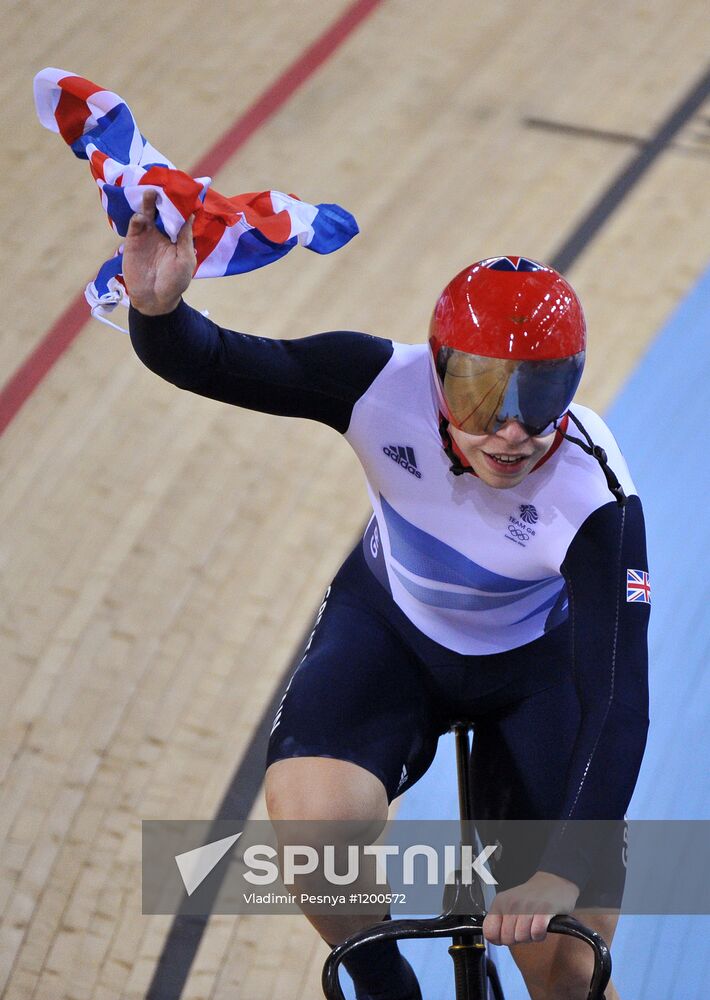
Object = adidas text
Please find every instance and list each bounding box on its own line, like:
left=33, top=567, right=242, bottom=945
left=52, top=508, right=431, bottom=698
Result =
left=383, top=445, right=422, bottom=479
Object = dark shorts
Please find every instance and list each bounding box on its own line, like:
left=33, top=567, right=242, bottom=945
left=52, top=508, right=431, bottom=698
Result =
left=267, top=542, right=626, bottom=906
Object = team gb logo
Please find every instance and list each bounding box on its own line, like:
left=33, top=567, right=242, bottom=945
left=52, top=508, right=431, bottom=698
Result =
left=518, top=504, right=539, bottom=525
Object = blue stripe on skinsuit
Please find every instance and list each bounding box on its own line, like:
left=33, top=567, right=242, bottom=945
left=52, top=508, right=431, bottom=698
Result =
left=390, top=565, right=563, bottom=612
left=381, top=494, right=558, bottom=593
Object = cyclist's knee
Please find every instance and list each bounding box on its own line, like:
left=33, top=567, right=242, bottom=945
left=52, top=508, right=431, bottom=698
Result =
left=514, top=933, right=601, bottom=1000
left=533, top=978, right=596, bottom=1000
left=525, top=957, right=596, bottom=1000
left=265, top=756, right=389, bottom=830
left=527, top=911, right=618, bottom=1000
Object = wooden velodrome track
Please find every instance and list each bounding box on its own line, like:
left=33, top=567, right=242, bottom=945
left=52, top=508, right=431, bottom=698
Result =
left=2, top=1, right=709, bottom=998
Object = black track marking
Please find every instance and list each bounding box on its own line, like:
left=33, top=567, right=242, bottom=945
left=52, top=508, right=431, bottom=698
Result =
left=526, top=117, right=646, bottom=148
left=549, top=64, right=710, bottom=273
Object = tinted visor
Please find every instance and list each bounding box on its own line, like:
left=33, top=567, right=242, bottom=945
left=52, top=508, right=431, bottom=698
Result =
left=436, top=348, right=585, bottom=436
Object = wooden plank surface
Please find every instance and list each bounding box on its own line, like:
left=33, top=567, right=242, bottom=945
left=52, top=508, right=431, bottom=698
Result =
left=1, top=0, right=709, bottom=997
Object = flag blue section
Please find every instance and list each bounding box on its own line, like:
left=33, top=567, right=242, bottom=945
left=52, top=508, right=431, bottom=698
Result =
left=92, top=255, right=122, bottom=298
left=102, top=185, right=135, bottom=235
left=309, top=203, right=360, bottom=253
left=71, top=103, right=136, bottom=161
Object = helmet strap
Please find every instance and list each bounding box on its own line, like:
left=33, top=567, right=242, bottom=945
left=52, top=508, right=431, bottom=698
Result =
left=440, top=412, right=625, bottom=504
left=439, top=416, right=473, bottom=476
left=558, top=411, right=627, bottom=506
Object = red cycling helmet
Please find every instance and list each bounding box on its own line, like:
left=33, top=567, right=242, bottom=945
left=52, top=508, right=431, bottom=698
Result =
left=429, top=256, right=586, bottom=436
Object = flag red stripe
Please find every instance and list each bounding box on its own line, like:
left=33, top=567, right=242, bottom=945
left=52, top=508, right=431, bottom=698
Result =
left=55, top=76, right=103, bottom=144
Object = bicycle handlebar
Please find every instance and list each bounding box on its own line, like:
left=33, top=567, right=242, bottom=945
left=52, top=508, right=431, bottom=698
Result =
left=546, top=914, right=612, bottom=999
left=322, top=912, right=611, bottom=1000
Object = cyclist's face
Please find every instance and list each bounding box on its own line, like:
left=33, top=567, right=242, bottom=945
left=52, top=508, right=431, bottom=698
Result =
left=449, top=420, right=556, bottom=489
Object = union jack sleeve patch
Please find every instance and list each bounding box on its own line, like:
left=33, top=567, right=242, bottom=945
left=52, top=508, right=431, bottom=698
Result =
left=626, top=569, right=651, bottom=604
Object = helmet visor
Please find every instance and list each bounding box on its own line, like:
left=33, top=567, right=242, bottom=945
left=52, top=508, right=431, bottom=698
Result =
left=435, top=347, right=585, bottom=437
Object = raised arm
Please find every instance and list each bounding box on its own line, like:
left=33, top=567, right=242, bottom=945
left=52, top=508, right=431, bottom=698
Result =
left=124, top=192, right=394, bottom=432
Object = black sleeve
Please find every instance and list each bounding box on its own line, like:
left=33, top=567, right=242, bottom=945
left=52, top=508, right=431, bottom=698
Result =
left=128, top=299, right=394, bottom=433
left=539, top=494, right=650, bottom=888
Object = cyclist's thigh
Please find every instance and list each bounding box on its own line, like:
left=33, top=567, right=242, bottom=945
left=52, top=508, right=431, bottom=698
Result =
left=471, top=672, right=581, bottom=820
left=266, top=579, right=445, bottom=806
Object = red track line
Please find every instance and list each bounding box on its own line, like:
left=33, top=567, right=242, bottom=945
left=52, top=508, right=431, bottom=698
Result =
left=0, top=0, right=383, bottom=437
left=194, top=0, right=383, bottom=178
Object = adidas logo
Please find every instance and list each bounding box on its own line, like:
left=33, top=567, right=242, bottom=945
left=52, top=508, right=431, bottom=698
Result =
left=395, top=764, right=409, bottom=793
left=383, top=445, right=422, bottom=479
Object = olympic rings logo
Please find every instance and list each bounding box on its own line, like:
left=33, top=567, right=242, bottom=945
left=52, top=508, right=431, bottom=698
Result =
left=507, top=525, right=530, bottom=542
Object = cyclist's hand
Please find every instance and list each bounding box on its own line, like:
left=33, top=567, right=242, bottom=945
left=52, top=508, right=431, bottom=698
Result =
left=482, top=870, right=580, bottom=946
left=123, top=189, right=196, bottom=315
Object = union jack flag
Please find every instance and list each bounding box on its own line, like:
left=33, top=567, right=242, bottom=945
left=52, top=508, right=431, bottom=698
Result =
left=33, top=68, right=358, bottom=330
left=626, top=569, right=651, bottom=604
left=480, top=256, right=546, bottom=272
